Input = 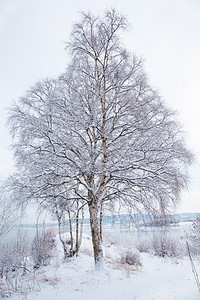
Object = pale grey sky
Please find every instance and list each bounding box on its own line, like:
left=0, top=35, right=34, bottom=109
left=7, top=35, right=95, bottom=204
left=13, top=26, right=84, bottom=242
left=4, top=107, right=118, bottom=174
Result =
left=0, top=0, right=200, bottom=215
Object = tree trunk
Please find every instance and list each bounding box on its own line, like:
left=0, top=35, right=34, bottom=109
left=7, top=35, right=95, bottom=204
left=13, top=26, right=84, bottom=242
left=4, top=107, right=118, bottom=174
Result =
left=88, top=203, right=104, bottom=269
left=57, top=212, right=68, bottom=258
left=75, top=209, right=79, bottom=256
left=68, top=210, right=74, bottom=257
left=78, top=207, right=84, bottom=251
left=100, top=203, right=103, bottom=242
left=74, top=206, right=84, bottom=257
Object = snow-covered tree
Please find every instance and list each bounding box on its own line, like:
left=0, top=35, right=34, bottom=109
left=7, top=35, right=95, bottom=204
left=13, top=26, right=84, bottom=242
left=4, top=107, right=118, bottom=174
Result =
left=8, top=9, right=193, bottom=268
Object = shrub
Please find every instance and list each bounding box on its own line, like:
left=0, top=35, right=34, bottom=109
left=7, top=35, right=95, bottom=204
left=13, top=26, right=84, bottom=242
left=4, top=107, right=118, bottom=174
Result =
left=0, top=232, right=31, bottom=298
left=120, top=249, right=142, bottom=267
left=136, top=239, right=151, bottom=253
left=31, top=228, right=56, bottom=269
left=0, top=232, right=30, bottom=277
left=151, top=232, right=181, bottom=258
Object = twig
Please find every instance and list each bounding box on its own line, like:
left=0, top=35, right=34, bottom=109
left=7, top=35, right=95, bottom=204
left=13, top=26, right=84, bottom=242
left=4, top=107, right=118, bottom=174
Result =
left=12, top=265, right=32, bottom=273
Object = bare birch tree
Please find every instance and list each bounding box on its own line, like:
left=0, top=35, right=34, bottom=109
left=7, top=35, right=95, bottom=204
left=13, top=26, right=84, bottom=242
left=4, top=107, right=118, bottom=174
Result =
left=8, top=9, right=193, bottom=268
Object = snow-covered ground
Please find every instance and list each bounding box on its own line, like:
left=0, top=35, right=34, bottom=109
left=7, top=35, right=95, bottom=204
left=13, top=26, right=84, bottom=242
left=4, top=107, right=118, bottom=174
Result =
left=9, top=233, right=200, bottom=300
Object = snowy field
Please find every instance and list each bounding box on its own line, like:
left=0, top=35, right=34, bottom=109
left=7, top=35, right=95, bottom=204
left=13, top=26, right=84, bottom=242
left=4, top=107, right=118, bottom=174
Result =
left=7, top=230, right=200, bottom=300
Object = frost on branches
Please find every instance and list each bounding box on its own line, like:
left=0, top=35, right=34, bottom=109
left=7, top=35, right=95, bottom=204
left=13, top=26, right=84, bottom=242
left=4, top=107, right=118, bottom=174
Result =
left=7, top=9, right=193, bottom=267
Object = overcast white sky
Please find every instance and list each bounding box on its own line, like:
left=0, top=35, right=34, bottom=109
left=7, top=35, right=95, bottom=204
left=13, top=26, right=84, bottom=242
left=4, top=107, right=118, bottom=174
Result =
left=0, top=0, right=200, bottom=216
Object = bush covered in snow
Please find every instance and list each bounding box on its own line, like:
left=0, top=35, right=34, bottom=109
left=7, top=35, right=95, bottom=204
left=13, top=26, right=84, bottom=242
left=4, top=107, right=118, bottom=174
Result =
left=0, top=228, right=56, bottom=298
left=120, top=249, right=142, bottom=267
left=151, top=232, right=181, bottom=258
left=0, top=233, right=31, bottom=298
left=0, top=233, right=30, bottom=278
left=31, top=228, right=56, bottom=269
left=136, top=239, right=151, bottom=253
left=135, top=232, right=182, bottom=258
